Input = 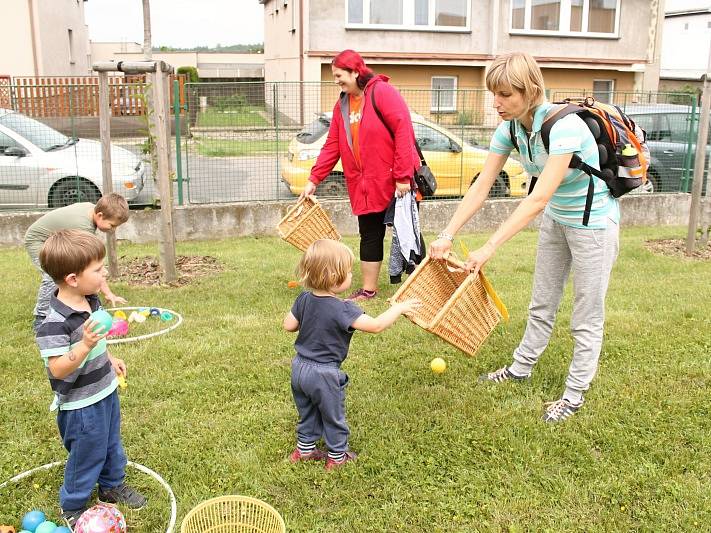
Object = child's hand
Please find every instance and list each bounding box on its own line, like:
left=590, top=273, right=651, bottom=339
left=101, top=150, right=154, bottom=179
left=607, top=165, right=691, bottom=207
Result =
left=109, top=355, right=127, bottom=377
left=396, top=298, right=422, bottom=317
left=82, top=318, right=107, bottom=349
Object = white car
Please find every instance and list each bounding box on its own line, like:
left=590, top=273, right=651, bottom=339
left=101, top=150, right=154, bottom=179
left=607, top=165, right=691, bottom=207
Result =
left=0, top=108, right=145, bottom=208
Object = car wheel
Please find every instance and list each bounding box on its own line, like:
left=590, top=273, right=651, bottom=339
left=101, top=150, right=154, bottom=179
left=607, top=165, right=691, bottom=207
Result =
left=471, top=172, right=510, bottom=198
left=48, top=178, right=101, bottom=208
left=321, top=173, right=346, bottom=196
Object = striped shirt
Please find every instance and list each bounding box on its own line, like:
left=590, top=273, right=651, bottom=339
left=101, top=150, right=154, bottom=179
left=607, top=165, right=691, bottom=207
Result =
left=36, top=293, right=117, bottom=411
left=490, top=102, right=619, bottom=229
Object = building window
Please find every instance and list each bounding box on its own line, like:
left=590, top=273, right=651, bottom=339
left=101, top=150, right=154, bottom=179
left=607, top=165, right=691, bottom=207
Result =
left=68, top=29, right=75, bottom=64
left=431, top=76, right=457, bottom=112
left=511, top=0, right=619, bottom=36
left=347, top=0, right=469, bottom=30
left=592, top=79, right=614, bottom=103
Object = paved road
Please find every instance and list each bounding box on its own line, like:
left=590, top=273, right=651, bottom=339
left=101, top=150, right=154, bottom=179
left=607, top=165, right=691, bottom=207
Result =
left=132, top=152, right=295, bottom=206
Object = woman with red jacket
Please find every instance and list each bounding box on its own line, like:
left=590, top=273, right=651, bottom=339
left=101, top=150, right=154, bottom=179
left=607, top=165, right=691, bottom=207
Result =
left=303, top=49, right=420, bottom=301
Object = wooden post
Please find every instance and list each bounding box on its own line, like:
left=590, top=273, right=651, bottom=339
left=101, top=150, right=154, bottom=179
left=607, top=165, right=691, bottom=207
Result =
left=98, top=71, right=119, bottom=278
left=686, top=41, right=711, bottom=253
left=152, top=66, right=178, bottom=283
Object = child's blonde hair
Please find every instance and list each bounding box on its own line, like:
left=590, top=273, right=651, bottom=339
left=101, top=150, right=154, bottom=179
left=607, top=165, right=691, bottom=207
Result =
left=40, top=229, right=106, bottom=283
left=95, top=193, right=129, bottom=224
left=485, top=52, right=546, bottom=115
left=297, top=239, right=354, bottom=291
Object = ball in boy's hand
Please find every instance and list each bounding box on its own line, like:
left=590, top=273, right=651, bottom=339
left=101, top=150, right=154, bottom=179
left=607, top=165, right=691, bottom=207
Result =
left=430, top=357, right=447, bottom=374
left=89, top=310, right=113, bottom=334
left=21, top=510, right=45, bottom=532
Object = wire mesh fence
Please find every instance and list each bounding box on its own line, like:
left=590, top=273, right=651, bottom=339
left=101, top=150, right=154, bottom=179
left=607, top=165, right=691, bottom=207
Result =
left=0, top=78, right=705, bottom=211
left=0, top=76, right=188, bottom=209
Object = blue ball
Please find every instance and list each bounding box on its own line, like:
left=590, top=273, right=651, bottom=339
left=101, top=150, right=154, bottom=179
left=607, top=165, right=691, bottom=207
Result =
left=22, top=510, right=46, bottom=532
left=90, top=309, right=113, bottom=334
left=54, top=528, right=71, bottom=533
left=35, top=521, right=57, bottom=533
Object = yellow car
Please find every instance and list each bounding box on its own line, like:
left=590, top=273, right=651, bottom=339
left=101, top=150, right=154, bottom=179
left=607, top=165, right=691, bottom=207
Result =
left=280, top=113, right=528, bottom=198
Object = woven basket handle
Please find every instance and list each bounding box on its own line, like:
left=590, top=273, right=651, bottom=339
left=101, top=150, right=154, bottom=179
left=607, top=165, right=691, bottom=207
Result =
left=443, top=253, right=509, bottom=321
left=286, top=196, right=317, bottom=222
left=443, top=253, right=467, bottom=272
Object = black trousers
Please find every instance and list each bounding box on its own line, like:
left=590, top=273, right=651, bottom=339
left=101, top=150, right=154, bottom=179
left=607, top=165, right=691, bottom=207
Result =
left=357, top=209, right=387, bottom=262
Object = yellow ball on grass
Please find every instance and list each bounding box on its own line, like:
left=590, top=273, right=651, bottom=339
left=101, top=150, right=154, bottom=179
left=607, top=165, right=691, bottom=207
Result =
left=430, top=357, right=447, bottom=374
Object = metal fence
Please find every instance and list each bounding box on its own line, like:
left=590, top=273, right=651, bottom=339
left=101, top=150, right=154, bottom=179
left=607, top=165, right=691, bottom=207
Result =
left=0, top=81, right=155, bottom=209
left=0, top=79, right=704, bottom=211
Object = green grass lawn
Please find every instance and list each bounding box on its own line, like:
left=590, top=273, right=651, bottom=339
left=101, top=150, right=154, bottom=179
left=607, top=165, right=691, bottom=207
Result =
left=1, top=227, right=710, bottom=532
left=197, top=107, right=269, bottom=128
left=193, top=137, right=281, bottom=157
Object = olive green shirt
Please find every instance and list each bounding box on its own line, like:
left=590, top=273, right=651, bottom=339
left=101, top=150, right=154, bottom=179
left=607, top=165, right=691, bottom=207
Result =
left=24, top=202, right=97, bottom=264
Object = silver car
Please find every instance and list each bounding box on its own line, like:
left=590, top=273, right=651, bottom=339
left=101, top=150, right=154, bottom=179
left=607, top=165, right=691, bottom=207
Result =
left=0, top=109, right=145, bottom=208
left=625, top=104, right=710, bottom=193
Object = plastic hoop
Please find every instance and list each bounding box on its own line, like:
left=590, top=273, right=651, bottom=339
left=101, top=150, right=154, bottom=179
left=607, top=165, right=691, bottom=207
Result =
left=105, top=307, right=183, bottom=345
left=0, top=460, right=177, bottom=533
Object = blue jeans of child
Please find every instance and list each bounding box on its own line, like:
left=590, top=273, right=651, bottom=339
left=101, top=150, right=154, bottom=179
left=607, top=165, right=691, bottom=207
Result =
left=57, top=390, right=127, bottom=511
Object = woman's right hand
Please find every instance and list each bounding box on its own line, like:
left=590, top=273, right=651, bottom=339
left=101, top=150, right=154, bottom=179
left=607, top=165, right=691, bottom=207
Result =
left=301, top=180, right=317, bottom=198
left=429, top=238, right=453, bottom=260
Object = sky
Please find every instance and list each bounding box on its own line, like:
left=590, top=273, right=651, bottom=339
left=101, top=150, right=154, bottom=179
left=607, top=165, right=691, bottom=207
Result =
left=84, top=0, right=264, bottom=48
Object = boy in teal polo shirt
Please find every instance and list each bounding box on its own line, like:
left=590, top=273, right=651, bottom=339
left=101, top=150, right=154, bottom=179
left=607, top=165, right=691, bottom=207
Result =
left=35, top=229, right=146, bottom=527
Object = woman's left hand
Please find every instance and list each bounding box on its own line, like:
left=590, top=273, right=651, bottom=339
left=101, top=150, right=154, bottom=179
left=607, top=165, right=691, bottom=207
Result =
left=395, top=181, right=411, bottom=198
left=464, top=242, right=496, bottom=276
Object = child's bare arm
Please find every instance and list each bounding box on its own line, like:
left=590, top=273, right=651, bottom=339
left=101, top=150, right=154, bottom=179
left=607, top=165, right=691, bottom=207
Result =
left=47, top=319, right=105, bottom=379
left=351, top=299, right=421, bottom=334
left=283, top=311, right=300, bottom=332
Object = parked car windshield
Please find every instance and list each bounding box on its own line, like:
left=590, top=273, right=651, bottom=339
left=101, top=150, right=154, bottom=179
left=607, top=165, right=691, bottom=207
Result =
left=0, top=112, right=71, bottom=152
left=295, top=114, right=331, bottom=145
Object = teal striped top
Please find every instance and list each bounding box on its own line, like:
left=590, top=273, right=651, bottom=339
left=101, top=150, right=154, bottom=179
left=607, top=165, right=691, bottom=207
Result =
left=489, top=102, right=619, bottom=229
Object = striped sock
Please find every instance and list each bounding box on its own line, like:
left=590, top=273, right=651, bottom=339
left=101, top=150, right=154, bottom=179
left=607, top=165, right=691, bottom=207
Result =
left=328, top=451, right=345, bottom=462
left=297, top=440, right=316, bottom=455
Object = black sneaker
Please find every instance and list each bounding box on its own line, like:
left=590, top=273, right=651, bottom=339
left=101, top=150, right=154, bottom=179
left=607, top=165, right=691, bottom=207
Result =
left=98, top=483, right=147, bottom=509
left=478, top=366, right=530, bottom=383
left=543, top=398, right=583, bottom=423
left=61, top=507, right=87, bottom=528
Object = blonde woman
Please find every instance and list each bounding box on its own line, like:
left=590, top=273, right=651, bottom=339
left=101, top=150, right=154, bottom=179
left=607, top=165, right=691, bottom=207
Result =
left=430, top=52, right=619, bottom=423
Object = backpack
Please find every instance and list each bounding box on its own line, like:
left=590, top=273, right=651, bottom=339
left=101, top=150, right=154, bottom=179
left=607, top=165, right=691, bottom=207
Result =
left=509, top=97, right=650, bottom=226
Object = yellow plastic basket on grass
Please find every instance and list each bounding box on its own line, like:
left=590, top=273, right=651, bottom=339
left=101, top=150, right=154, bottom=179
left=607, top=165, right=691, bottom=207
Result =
left=181, top=495, right=286, bottom=533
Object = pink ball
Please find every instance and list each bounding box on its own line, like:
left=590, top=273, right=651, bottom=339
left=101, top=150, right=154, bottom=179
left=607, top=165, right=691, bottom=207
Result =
left=75, top=504, right=126, bottom=533
left=108, top=319, right=129, bottom=337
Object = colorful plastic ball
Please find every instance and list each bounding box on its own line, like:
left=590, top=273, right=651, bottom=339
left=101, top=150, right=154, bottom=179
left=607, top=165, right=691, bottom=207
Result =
left=133, top=313, right=147, bottom=324
left=75, top=504, right=126, bottom=533
left=54, top=528, right=71, bottom=533
left=112, top=310, right=127, bottom=320
left=34, top=522, right=57, bottom=533
left=159, top=311, right=173, bottom=321
left=89, top=310, right=113, bottom=334
left=149, top=307, right=160, bottom=317
left=21, top=511, right=45, bottom=532
left=108, top=319, right=129, bottom=337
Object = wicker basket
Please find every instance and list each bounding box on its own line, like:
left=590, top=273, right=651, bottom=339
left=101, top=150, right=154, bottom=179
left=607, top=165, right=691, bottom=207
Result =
left=277, top=196, right=340, bottom=252
left=390, top=255, right=504, bottom=356
left=181, top=495, right=286, bottom=533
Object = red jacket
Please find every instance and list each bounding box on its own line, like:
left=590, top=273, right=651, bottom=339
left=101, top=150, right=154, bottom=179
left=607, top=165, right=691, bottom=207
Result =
left=309, top=75, right=420, bottom=215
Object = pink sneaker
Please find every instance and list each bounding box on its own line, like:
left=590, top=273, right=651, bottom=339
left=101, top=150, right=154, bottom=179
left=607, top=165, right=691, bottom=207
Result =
left=289, top=448, right=325, bottom=463
left=346, top=288, right=377, bottom=301
left=325, top=451, right=358, bottom=471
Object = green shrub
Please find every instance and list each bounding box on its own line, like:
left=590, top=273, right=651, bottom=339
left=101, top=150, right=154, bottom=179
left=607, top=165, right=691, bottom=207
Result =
left=214, top=93, right=248, bottom=111
left=177, top=66, right=199, bottom=83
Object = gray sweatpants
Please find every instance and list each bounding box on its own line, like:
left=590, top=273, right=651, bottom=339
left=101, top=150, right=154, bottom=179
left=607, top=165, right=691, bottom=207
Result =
left=508, top=214, right=619, bottom=404
left=291, top=355, right=350, bottom=453
left=30, top=255, right=57, bottom=332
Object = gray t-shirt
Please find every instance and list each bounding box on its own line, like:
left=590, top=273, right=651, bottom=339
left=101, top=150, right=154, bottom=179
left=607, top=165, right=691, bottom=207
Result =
left=24, top=202, right=97, bottom=263
left=291, top=291, right=364, bottom=365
